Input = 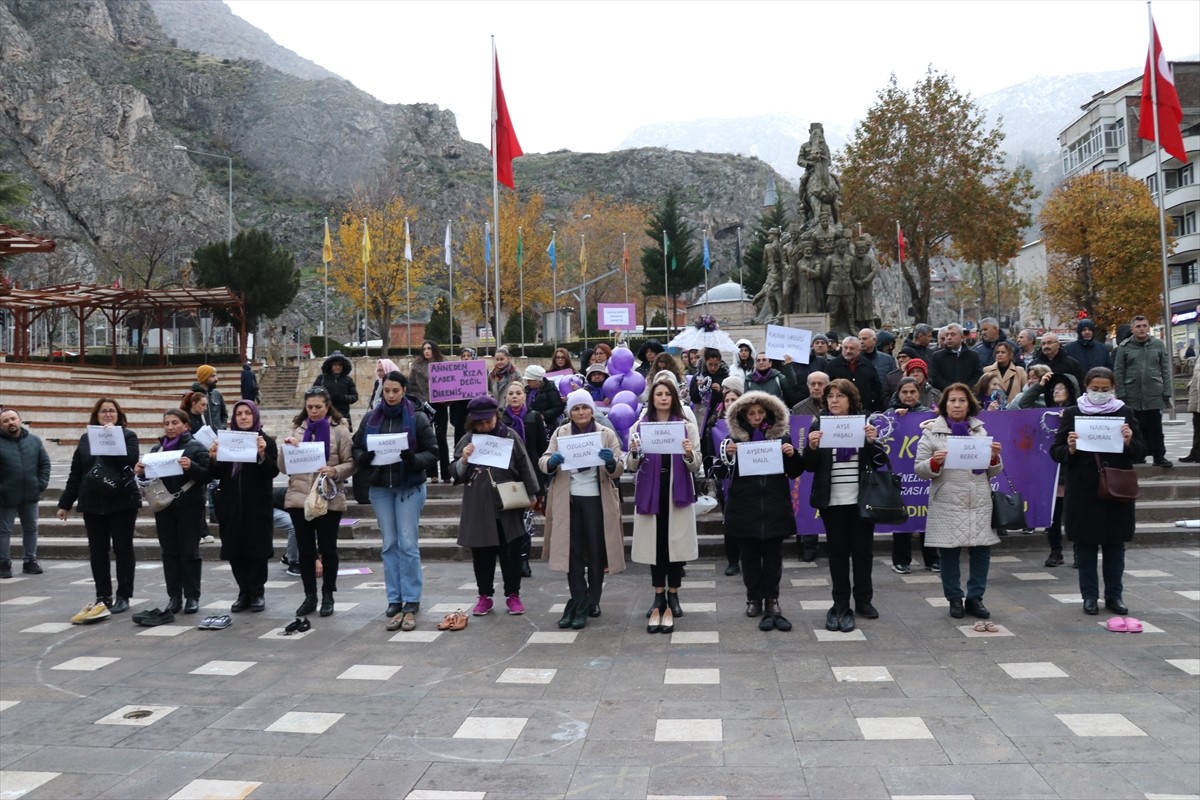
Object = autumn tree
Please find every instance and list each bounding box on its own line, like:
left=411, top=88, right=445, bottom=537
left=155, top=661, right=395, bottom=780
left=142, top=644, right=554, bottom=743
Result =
left=330, top=196, right=437, bottom=346
left=838, top=68, right=1037, bottom=324
left=742, top=198, right=789, bottom=296
left=641, top=189, right=704, bottom=331
left=1040, top=171, right=1171, bottom=335
left=192, top=228, right=299, bottom=330
left=555, top=195, right=652, bottom=313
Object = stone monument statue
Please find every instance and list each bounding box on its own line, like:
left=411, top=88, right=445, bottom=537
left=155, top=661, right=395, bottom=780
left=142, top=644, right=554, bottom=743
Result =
left=824, top=237, right=855, bottom=335
left=852, top=234, right=879, bottom=329
left=797, top=123, right=841, bottom=227
left=752, top=227, right=785, bottom=323
left=793, top=236, right=825, bottom=314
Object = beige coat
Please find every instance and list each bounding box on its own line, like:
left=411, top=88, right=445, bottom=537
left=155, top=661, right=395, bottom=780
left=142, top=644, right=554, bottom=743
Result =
left=539, top=423, right=626, bottom=574
left=625, top=417, right=701, bottom=564
left=981, top=361, right=1026, bottom=405
left=277, top=420, right=356, bottom=512
left=914, top=415, right=1002, bottom=548
left=1187, top=368, right=1200, bottom=413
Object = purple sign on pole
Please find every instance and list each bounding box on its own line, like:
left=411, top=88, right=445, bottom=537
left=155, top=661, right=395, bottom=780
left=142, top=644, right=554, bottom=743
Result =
left=788, top=408, right=1060, bottom=534
left=597, top=303, right=637, bottom=331
left=428, top=359, right=489, bottom=403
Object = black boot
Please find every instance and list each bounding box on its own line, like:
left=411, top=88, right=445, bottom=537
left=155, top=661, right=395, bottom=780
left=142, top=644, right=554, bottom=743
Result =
left=666, top=590, right=683, bottom=618
left=521, top=557, right=532, bottom=578
left=319, top=592, right=335, bottom=617
left=296, top=593, right=317, bottom=616
left=557, top=599, right=577, bottom=629
left=230, top=594, right=249, bottom=613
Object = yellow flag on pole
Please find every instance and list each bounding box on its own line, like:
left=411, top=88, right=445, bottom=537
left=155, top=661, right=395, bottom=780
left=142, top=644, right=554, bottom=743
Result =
left=322, top=218, right=332, bottom=264
left=580, top=235, right=587, bottom=276
left=362, top=218, right=371, bottom=264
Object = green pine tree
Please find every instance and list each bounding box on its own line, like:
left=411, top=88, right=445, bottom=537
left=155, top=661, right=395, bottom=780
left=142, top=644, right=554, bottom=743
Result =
left=741, top=199, right=788, bottom=296
left=425, top=295, right=462, bottom=346
left=640, top=189, right=704, bottom=328
left=192, top=228, right=300, bottom=330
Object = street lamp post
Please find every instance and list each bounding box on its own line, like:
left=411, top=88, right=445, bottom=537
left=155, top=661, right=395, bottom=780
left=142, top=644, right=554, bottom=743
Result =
left=173, top=145, right=233, bottom=247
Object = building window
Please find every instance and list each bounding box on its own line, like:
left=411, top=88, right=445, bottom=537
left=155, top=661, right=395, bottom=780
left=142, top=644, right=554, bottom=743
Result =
left=1061, top=123, right=1104, bottom=173
left=1103, top=118, right=1126, bottom=151
left=1170, top=261, right=1197, bottom=288
left=1171, top=211, right=1197, bottom=236
left=1146, top=173, right=1158, bottom=197
left=1165, top=163, right=1195, bottom=191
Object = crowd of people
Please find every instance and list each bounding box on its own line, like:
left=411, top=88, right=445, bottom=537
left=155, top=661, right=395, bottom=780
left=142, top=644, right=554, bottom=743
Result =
left=1, top=313, right=1191, bottom=638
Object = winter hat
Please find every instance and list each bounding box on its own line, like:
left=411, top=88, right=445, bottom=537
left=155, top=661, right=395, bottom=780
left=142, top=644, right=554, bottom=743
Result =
left=585, top=363, right=609, bottom=379
left=196, top=365, right=217, bottom=383
left=721, top=376, right=745, bottom=396
left=460, top=347, right=477, bottom=359
left=466, top=395, right=499, bottom=421
left=523, top=364, right=546, bottom=381
left=812, top=334, right=829, bottom=345
left=906, top=358, right=930, bottom=379
left=1076, top=318, right=1096, bottom=334
left=566, top=389, right=595, bottom=414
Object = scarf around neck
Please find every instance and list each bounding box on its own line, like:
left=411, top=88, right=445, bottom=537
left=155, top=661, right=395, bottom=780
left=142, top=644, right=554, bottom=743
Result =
left=1077, top=394, right=1125, bottom=415
left=633, top=416, right=695, bottom=513
left=305, top=416, right=332, bottom=460
left=507, top=404, right=528, bottom=442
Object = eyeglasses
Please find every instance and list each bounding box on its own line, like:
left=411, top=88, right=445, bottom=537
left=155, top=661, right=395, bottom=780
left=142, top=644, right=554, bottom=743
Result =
left=303, top=388, right=327, bottom=398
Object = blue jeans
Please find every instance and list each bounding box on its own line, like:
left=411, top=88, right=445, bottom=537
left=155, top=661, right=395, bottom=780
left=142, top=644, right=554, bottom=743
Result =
left=939, top=545, right=991, bottom=602
left=1076, top=542, right=1125, bottom=602
left=273, top=508, right=297, bottom=563
left=370, top=484, right=426, bottom=604
left=0, top=502, right=38, bottom=562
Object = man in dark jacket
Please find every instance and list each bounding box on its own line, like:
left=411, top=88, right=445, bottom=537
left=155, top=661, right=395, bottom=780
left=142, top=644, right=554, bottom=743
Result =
left=240, top=362, right=260, bottom=402
left=902, top=323, right=936, bottom=364
left=825, top=336, right=886, bottom=412
left=191, top=365, right=228, bottom=430
left=859, top=328, right=897, bottom=384
left=524, top=365, right=564, bottom=429
left=929, top=323, right=983, bottom=390
left=1028, top=332, right=1085, bottom=391
left=1064, top=318, right=1108, bottom=373
left=314, top=351, right=359, bottom=430
left=973, top=318, right=1011, bottom=369
left=0, top=409, right=50, bottom=578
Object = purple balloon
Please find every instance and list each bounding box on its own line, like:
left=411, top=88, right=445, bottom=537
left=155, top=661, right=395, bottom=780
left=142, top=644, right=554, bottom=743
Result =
left=620, top=370, right=646, bottom=397
left=602, top=374, right=623, bottom=400
left=558, top=374, right=581, bottom=398
left=613, top=390, right=638, bottom=408
left=608, top=346, right=635, bottom=375
left=607, top=402, right=635, bottom=431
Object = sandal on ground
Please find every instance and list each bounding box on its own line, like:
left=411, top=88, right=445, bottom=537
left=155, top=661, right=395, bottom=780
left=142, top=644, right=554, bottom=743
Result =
left=1105, top=617, right=1129, bottom=632
left=1124, top=617, right=1144, bottom=633
left=436, top=613, right=457, bottom=631
left=283, top=617, right=310, bottom=635
left=972, top=620, right=1000, bottom=633
left=448, top=610, right=468, bottom=631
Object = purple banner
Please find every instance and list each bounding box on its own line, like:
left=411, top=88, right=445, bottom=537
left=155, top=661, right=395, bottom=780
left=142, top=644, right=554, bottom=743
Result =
left=788, top=409, right=1061, bottom=534
left=428, top=359, right=489, bottom=403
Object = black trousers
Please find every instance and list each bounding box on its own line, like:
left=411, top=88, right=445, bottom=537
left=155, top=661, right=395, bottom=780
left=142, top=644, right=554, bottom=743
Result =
left=290, top=508, right=342, bottom=596
left=1045, top=496, right=1066, bottom=552
left=724, top=531, right=741, bottom=567
left=797, top=534, right=820, bottom=559
left=650, top=469, right=685, bottom=589
left=230, top=557, right=268, bottom=597
left=155, top=503, right=204, bottom=601
left=567, top=495, right=605, bottom=604
left=432, top=403, right=451, bottom=480
left=891, top=531, right=937, bottom=567
left=472, top=519, right=523, bottom=597
left=822, top=504, right=875, bottom=605
left=84, top=509, right=138, bottom=601
left=740, top=537, right=783, bottom=601
left=1134, top=409, right=1165, bottom=459
left=1186, top=412, right=1200, bottom=459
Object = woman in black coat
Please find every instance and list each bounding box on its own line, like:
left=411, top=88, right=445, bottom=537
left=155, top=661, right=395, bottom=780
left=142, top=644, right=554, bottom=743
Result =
left=1051, top=366, right=1146, bottom=616
left=720, top=391, right=803, bottom=632
left=501, top=380, right=548, bottom=577
left=209, top=400, right=279, bottom=613
left=56, top=398, right=142, bottom=616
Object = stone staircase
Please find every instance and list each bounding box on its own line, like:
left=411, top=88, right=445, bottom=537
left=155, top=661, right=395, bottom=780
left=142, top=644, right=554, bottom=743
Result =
left=257, top=365, right=301, bottom=407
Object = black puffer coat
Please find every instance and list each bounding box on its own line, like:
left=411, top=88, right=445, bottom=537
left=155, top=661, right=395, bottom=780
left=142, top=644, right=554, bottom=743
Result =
left=146, top=433, right=211, bottom=510
left=314, top=352, right=359, bottom=419
left=211, top=432, right=279, bottom=560
left=721, top=392, right=803, bottom=540
left=58, top=428, right=141, bottom=515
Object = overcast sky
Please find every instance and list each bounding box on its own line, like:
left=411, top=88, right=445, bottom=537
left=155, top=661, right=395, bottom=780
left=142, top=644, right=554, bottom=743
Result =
left=225, top=0, right=1200, bottom=154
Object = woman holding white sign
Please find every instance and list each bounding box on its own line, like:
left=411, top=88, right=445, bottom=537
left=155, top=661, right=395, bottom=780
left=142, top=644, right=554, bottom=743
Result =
left=721, top=391, right=803, bottom=632
left=57, top=398, right=142, bottom=618
left=1051, top=367, right=1145, bottom=617
left=540, top=389, right=624, bottom=628
left=352, top=371, right=439, bottom=631
left=408, top=342, right=452, bottom=482
left=914, top=383, right=1004, bottom=624
left=134, top=409, right=212, bottom=616
left=802, top=379, right=889, bottom=633
left=278, top=387, right=356, bottom=618
left=626, top=373, right=701, bottom=634
left=208, top=400, right=278, bottom=613
left=452, top=396, right=541, bottom=618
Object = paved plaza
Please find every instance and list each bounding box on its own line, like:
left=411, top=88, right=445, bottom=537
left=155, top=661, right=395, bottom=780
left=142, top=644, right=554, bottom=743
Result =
left=1, top=541, right=1198, bottom=800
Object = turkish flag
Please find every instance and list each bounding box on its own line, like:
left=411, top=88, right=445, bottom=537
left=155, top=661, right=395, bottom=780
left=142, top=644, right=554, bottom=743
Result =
left=1138, top=19, right=1188, bottom=164
left=896, top=221, right=907, bottom=264
left=492, top=52, right=523, bottom=189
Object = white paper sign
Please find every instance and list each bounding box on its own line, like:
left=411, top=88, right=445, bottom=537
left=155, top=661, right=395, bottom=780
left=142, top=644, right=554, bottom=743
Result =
left=468, top=434, right=514, bottom=469
left=216, top=430, right=258, bottom=463
left=558, top=432, right=604, bottom=469
left=639, top=421, right=686, bottom=455
left=86, top=426, right=127, bottom=456
left=192, top=425, right=217, bottom=448
left=367, top=433, right=409, bottom=466
left=944, top=435, right=993, bottom=469
left=1075, top=417, right=1125, bottom=453
left=142, top=449, right=185, bottom=478
left=737, top=440, right=784, bottom=476
left=818, top=415, right=865, bottom=449
left=764, top=324, right=813, bottom=364
left=282, top=442, right=326, bottom=474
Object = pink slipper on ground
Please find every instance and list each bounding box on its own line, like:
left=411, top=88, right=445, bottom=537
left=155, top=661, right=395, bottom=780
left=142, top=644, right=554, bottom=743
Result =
left=1124, top=618, right=1144, bottom=633
left=1106, top=617, right=1128, bottom=632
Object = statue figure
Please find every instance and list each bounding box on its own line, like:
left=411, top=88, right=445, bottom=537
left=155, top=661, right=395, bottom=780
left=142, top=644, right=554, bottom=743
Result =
left=824, top=237, right=855, bottom=335
left=752, top=227, right=784, bottom=323
left=794, top=237, right=825, bottom=314
left=780, top=230, right=797, bottom=314
left=851, top=235, right=880, bottom=329
left=797, top=122, right=841, bottom=227
left=810, top=211, right=839, bottom=257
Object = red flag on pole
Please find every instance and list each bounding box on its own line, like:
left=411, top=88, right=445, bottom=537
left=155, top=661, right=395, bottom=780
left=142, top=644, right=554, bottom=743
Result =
left=492, top=51, right=523, bottom=189
left=896, top=221, right=907, bottom=264
left=1138, top=17, right=1188, bottom=164
left=622, top=237, right=629, bottom=273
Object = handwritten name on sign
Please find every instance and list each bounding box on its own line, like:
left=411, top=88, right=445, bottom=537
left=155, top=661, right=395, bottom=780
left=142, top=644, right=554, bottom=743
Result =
left=141, top=450, right=184, bottom=478
left=1075, top=416, right=1125, bottom=454
left=818, top=415, right=865, bottom=449
left=86, top=426, right=127, bottom=456
left=557, top=432, right=604, bottom=469
left=639, top=421, right=686, bottom=455
left=763, top=324, right=813, bottom=363
left=428, top=360, right=489, bottom=403
left=216, top=430, right=258, bottom=463
left=282, top=442, right=327, bottom=474
left=468, top=434, right=514, bottom=469
left=944, top=435, right=993, bottom=469
left=737, top=439, right=784, bottom=476
left=366, top=433, right=409, bottom=466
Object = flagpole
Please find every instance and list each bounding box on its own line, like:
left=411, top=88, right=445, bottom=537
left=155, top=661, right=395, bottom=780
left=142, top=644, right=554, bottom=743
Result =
left=1147, top=2, right=1175, bottom=414
left=736, top=226, right=744, bottom=322
left=551, top=230, right=558, bottom=345
left=405, top=217, right=412, bottom=357
left=362, top=216, right=369, bottom=359
left=703, top=227, right=710, bottom=316
left=483, top=222, right=490, bottom=351
left=663, top=229, right=670, bottom=338
left=518, top=226, right=525, bottom=357
left=622, top=232, right=629, bottom=305
left=323, top=216, right=329, bottom=354
left=491, top=35, right=502, bottom=353
left=581, top=233, right=588, bottom=346
left=447, top=222, right=455, bottom=351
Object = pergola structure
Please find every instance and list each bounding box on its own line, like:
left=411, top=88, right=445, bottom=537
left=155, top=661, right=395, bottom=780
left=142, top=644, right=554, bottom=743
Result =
left=0, top=224, right=57, bottom=257
left=0, top=283, right=246, bottom=365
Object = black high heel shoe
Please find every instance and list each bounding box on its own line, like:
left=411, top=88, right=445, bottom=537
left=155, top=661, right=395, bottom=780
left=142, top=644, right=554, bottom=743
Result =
left=647, top=593, right=666, bottom=634
left=666, top=591, right=683, bottom=618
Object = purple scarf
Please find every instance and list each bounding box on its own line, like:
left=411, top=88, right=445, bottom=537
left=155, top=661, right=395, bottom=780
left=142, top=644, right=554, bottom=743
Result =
left=570, top=419, right=596, bottom=436
left=526, top=387, right=538, bottom=409
left=633, top=417, right=695, bottom=513
left=751, top=421, right=770, bottom=442
left=507, top=404, right=528, bottom=442
left=304, top=416, right=332, bottom=460
left=823, top=413, right=857, bottom=463
left=365, top=397, right=417, bottom=452
left=160, top=434, right=182, bottom=451
left=751, top=368, right=772, bottom=382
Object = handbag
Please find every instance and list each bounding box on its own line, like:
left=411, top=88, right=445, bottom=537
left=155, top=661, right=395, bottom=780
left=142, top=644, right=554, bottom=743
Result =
left=858, top=464, right=909, bottom=524
left=86, top=459, right=127, bottom=498
left=1095, top=453, right=1139, bottom=502
left=990, top=470, right=1027, bottom=529
left=304, top=474, right=338, bottom=521
left=488, top=468, right=531, bottom=511
left=138, top=477, right=195, bottom=513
